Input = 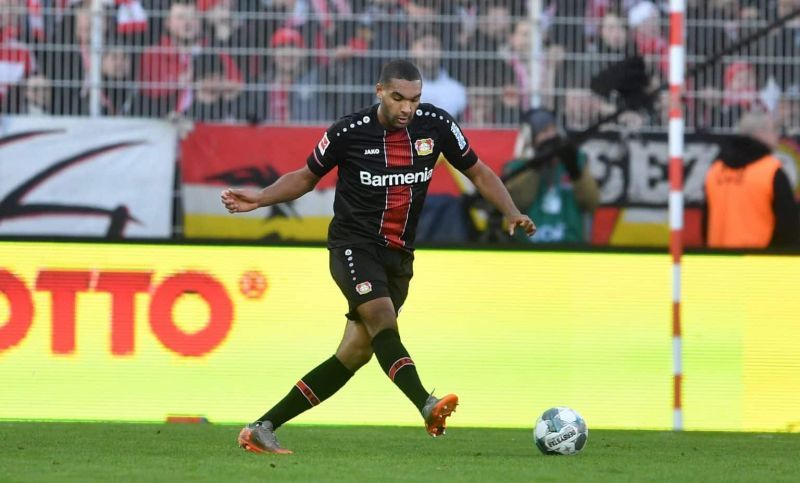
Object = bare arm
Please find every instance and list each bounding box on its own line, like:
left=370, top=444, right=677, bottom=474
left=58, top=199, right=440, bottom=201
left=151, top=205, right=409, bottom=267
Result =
left=221, top=165, right=321, bottom=213
left=505, top=168, right=541, bottom=214
left=572, top=165, right=600, bottom=212
left=464, top=159, right=536, bottom=236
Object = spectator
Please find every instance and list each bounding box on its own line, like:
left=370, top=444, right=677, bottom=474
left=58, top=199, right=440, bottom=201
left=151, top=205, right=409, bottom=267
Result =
left=410, top=31, right=466, bottom=118
left=463, top=83, right=495, bottom=126
left=562, top=87, right=613, bottom=130
left=323, top=13, right=378, bottom=116
left=460, top=0, right=514, bottom=54
left=596, top=8, right=630, bottom=58
left=628, top=1, right=667, bottom=75
left=115, top=0, right=148, bottom=37
left=187, top=52, right=242, bottom=121
left=255, top=26, right=327, bottom=122
left=139, top=0, right=203, bottom=116
left=21, top=73, right=51, bottom=114
left=1, top=0, right=37, bottom=112
left=97, top=45, right=138, bottom=116
left=716, top=61, right=763, bottom=126
left=504, top=107, right=600, bottom=243
left=550, top=0, right=586, bottom=54
left=766, top=0, right=800, bottom=94
left=687, top=0, right=737, bottom=56
left=404, top=0, right=452, bottom=50
left=704, top=111, right=800, bottom=248
left=200, top=0, right=260, bottom=81
left=462, top=59, right=515, bottom=126
left=456, top=0, right=514, bottom=87
left=777, top=85, right=800, bottom=137
left=200, top=0, right=237, bottom=43
left=691, top=58, right=767, bottom=130
left=33, top=4, right=92, bottom=115
left=357, top=0, right=406, bottom=53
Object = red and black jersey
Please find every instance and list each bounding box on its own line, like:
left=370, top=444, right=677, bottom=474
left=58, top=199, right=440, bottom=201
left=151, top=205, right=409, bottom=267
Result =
left=306, top=103, right=478, bottom=251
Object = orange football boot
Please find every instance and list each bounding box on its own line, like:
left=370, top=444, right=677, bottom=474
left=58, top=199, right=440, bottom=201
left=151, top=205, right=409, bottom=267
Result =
left=422, top=393, right=459, bottom=437
left=238, top=421, right=293, bottom=454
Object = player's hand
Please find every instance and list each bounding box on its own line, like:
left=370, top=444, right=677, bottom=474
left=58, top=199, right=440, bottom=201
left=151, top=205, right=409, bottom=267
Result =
left=507, top=214, right=536, bottom=236
left=221, top=188, right=262, bottom=213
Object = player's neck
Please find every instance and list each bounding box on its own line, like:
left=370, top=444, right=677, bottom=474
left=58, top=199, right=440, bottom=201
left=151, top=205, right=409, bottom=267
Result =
left=376, top=105, right=399, bottom=131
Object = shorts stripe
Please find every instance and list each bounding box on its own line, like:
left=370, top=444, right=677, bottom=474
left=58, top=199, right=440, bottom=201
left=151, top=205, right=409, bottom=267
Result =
left=295, top=380, right=321, bottom=406
left=388, top=357, right=415, bottom=381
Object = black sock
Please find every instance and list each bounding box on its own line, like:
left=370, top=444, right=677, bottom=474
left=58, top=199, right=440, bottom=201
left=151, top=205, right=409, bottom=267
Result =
left=258, top=355, right=353, bottom=428
left=371, top=328, right=429, bottom=412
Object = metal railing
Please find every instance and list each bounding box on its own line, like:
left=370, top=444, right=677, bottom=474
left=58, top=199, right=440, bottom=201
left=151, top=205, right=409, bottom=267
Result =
left=1, top=0, right=798, bottom=132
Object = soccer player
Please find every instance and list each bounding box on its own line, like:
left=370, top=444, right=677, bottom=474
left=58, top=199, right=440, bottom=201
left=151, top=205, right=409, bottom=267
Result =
left=221, top=60, right=536, bottom=454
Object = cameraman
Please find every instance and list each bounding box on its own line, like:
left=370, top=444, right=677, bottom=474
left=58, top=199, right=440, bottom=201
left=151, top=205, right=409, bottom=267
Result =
left=503, top=108, right=600, bottom=243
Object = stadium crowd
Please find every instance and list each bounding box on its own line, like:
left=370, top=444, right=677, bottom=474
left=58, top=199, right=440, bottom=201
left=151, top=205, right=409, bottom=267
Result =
left=1, top=0, right=800, bottom=132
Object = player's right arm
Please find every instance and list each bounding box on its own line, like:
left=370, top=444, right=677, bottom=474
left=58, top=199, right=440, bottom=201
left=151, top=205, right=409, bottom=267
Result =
left=221, top=166, right=320, bottom=213
left=222, top=120, right=347, bottom=214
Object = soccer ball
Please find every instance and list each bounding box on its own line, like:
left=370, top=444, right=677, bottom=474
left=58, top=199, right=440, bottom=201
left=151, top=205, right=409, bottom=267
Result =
left=533, top=407, right=588, bottom=455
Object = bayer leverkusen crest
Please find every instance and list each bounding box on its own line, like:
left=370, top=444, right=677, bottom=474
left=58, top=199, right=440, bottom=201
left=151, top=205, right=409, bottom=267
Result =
left=355, top=281, right=372, bottom=295
left=414, top=138, right=434, bottom=156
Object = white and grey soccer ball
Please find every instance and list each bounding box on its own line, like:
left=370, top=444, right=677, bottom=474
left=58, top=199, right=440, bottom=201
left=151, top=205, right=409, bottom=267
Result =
left=533, top=407, right=588, bottom=455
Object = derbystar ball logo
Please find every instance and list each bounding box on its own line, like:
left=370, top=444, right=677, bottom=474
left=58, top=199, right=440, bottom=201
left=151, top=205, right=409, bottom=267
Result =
left=355, top=281, right=372, bottom=295
left=317, top=132, right=330, bottom=155
left=414, top=138, right=434, bottom=156
left=546, top=426, right=578, bottom=447
left=359, top=167, right=434, bottom=187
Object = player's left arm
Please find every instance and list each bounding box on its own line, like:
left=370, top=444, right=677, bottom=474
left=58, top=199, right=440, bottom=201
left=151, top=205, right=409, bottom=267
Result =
left=464, top=160, right=537, bottom=237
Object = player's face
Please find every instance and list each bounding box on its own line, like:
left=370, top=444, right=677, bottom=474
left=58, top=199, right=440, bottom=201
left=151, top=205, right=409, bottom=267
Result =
left=376, top=79, right=422, bottom=130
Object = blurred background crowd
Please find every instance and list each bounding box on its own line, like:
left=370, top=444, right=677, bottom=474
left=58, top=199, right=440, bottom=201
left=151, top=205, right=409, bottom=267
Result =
left=2, top=0, right=800, bottom=133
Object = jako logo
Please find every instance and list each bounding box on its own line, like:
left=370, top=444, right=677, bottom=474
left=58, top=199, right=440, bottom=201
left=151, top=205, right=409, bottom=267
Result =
left=364, top=148, right=380, bottom=155
left=359, top=167, right=434, bottom=187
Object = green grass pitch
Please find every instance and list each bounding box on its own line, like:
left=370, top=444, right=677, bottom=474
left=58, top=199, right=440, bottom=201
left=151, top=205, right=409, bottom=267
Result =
left=1, top=423, right=798, bottom=482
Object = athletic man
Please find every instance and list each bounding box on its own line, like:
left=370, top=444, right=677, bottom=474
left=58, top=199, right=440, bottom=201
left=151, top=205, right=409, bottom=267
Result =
left=222, top=60, right=536, bottom=454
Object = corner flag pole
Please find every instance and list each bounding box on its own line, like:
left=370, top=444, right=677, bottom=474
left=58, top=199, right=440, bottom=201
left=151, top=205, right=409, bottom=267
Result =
left=668, top=0, right=686, bottom=432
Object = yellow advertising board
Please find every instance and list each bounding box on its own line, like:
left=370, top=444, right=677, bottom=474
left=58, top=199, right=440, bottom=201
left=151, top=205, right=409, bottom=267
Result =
left=1, top=242, right=798, bottom=431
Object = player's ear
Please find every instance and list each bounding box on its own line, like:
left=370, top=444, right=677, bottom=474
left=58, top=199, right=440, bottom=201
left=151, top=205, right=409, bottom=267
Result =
left=375, top=83, right=383, bottom=100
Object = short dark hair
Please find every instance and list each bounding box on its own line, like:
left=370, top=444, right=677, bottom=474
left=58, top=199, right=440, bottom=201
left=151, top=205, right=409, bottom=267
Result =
left=378, top=60, right=421, bottom=85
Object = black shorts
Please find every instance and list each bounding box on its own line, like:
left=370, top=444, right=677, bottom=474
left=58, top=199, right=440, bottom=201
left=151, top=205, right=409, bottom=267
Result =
left=329, top=244, right=414, bottom=321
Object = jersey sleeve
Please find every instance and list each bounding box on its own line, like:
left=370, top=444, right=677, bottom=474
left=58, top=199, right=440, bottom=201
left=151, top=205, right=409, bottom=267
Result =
left=306, top=119, right=348, bottom=177
left=436, top=107, right=479, bottom=171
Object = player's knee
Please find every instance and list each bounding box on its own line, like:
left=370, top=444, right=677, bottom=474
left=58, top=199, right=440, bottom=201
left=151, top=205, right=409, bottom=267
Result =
left=350, top=346, right=374, bottom=369
left=337, top=345, right=373, bottom=372
left=361, top=308, right=398, bottom=337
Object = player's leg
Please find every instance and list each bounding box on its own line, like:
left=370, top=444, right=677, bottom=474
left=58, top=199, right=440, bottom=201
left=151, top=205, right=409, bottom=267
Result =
left=335, top=318, right=374, bottom=371
left=329, top=245, right=457, bottom=435
left=330, top=245, right=427, bottom=408
left=357, top=296, right=457, bottom=436
left=357, top=296, right=429, bottom=411
left=382, top=248, right=458, bottom=436
left=239, top=320, right=368, bottom=454
left=256, top=321, right=368, bottom=426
